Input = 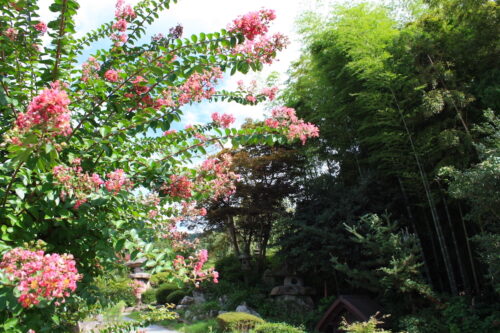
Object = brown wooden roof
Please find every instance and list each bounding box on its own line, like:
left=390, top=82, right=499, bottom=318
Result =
left=315, top=295, right=381, bottom=332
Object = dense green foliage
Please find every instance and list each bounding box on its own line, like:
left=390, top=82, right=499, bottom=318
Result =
left=281, top=0, right=499, bottom=294
left=216, top=312, right=265, bottom=332
left=156, top=283, right=182, bottom=305
left=251, top=322, right=306, bottom=333
left=192, top=0, right=499, bottom=332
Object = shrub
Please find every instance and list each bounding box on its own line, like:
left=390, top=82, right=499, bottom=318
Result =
left=217, top=312, right=264, bottom=332
left=150, top=272, right=171, bottom=287
left=95, top=277, right=136, bottom=306
left=252, top=322, right=306, bottom=333
left=215, top=255, right=246, bottom=283
left=166, top=289, right=189, bottom=305
left=142, top=288, right=157, bottom=305
left=156, top=283, right=181, bottom=305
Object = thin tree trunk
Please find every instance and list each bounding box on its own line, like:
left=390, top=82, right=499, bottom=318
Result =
left=391, top=88, right=458, bottom=294
left=439, top=188, right=468, bottom=292
left=227, top=216, right=240, bottom=257
left=458, top=204, right=480, bottom=293
left=423, top=215, right=445, bottom=291
left=398, top=176, right=433, bottom=286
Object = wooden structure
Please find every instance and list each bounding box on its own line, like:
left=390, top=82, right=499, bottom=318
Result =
left=315, top=295, right=381, bottom=333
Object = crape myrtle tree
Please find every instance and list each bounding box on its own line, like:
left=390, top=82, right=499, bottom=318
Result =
left=0, top=0, right=319, bottom=331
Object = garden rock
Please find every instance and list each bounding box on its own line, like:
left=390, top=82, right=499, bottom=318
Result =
left=193, top=290, right=206, bottom=304
left=179, top=296, right=194, bottom=305
left=235, top=302, right=261, bottom=318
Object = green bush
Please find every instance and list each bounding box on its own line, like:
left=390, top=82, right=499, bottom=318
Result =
left=94, top=277, right=136, bottom=306
left=217, top=312, right=264, bottom=332
left=156, top=283, right=181, bottom=304
left=150, top=272, right=171, bottom=287
left=142, top=288, right=157, bottom=305
left=252, top=322, right=306, bottom=333
left=215, top=255, right=246, bottom=283
left=166, top=289, right=189, bottom=305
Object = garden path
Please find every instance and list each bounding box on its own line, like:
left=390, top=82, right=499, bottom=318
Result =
left=122, top=315, right=180, bottom=333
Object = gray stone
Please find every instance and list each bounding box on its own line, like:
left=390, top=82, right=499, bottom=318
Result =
left=179, top=296, right=194, bottom=305
left=274, top=295, right=314, bottom=312
left=192, top=290, right=206, bottom=304
left=235, top=302, right=261, bottom=318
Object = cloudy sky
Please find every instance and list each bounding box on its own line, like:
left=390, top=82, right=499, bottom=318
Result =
left=37, top=0, right=327, bottom=130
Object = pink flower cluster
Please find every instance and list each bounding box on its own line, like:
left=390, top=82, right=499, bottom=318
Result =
left=236, top=80, right=278, bottom=102
left=173, top=249, right=219, bottom=286
left=211, top=112, right=235, bottom=128
left=178, top=67, right=223, bottom=105
left=229, top=9, right=276, bottom=41
left=199, top=154, right=240, bottom=200
left=0, top=248, right=81, bottom=308
left=111, top=0, right=136, bottom=46
left=132, top=75, right=150, bottom=94
left=4, top=27, right=18, bottom=41
left=34, top=22, right=47, bottom=34
left=162, top=175, right=193, bottom=199
left=264, top=106, right=319, bottom=145
left=104, top=169, right=134, bottom=194
left=53, top=159, right=104, bottom=209
left=234, top=33, right=289, bottom=65
left=260, top=86, right=278, bottom=101
left=15, top=81, right=71, bottom=138
left=53, top=160, right=133, bottom=209
left=81, top=56, right=101, bottom=82
left=104, top=69, right=119, bottom=82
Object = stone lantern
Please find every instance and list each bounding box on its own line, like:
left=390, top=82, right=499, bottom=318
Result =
left=125, top=258, right=151, bottom=306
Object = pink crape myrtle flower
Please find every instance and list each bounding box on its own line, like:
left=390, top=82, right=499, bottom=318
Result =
left=81, top=57, right=101, bottom=82
left=0, top=248, right=82, bottom=308
left=163, top=129, right=177, bottom=136
left=246, top=95, right=257, bottom=103
left=260, top=86, right=278, bottom=101
left=112, top=19, right=128, bottom=32
left=228, top=9, right=276, bottom=41
left=34, top=22, right=47, bottom=34
left=105, top=169, right=133, bottom=194
left=104, top=69, right=119, bottom=82
left=15, top=81, right=71, bottom=137
left=211, top=112, right=235, bottom=128
left=163, top=175, right=193, bottom=199
left=233, top=33, right=289, bottom=65
left=264, top=106, right=319, bottom=145
left=4, top=27, right=18, bottom=40
left=178, top=67, right=223, bottom=105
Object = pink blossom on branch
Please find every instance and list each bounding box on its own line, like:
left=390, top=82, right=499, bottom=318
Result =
left=104, top=69, right=119, bottom=82
left=260, top=86, right=278, bottom=101
left=162, top=175, right=193, bottom=199
left=228, top=9, right=276, bottom=41
left=105, top=169, right=134, bottom=195
left=178, top=67, right=223, bottom=105
left=15, top=81, right=71, bottom=137
left=34, top=22, right=47, bottom=34
left=233, top=33, right=289, bottom=65
left=4, top=27, right=18, bottom=41
left=264, top=106, right=319, bottom=145
left=0, top=248, right=81, bottom=308
left=211, top=112, right=235, bottom=128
